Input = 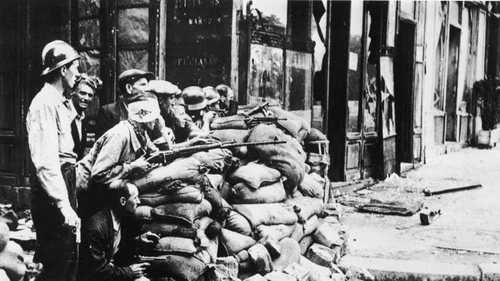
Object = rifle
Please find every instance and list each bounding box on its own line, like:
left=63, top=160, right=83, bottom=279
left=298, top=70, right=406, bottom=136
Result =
left=146, top=139, right=286, bottom=165
left=244, top=102, right=270, bottom=116
left=245, top=116, right=287, bottom=127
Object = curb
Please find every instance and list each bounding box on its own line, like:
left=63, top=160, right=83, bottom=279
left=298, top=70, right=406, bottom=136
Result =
left=339, top=255, right=500, bottom=281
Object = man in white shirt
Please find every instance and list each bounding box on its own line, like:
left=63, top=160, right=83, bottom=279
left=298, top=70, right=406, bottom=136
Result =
left=26, top=40, right=82, bottom=281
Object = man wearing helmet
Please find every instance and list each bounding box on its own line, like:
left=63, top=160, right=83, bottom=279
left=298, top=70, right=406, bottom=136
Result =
left=26, top=40, right=82, bottom=281
left=182, top=86, right=217, bottom=137
left=215, top=84, right=238, bottom=116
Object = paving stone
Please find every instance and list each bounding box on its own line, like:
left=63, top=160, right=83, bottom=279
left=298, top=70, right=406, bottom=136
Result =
left=340, top=255, right=480, bottom=281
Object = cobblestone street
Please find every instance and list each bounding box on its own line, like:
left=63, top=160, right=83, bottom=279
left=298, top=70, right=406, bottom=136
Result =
left=342, top=147, right=500, bottom=265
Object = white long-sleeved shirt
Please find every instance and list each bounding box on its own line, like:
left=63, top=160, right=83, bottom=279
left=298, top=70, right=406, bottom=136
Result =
left=26, top=83, right=77, bottom=208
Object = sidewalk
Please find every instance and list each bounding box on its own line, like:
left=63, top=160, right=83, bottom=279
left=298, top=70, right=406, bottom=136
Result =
left=338, top=147, right=500, bottom=280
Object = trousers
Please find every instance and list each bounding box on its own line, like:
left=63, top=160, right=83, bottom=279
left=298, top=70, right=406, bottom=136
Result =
left=31, top=162, right=78, bottom=281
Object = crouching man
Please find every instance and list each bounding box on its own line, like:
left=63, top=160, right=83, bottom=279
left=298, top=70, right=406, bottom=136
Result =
left=78, top=182, right=159, bottom=281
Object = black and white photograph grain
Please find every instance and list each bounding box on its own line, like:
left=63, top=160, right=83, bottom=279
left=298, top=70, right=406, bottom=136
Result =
left=0, top=0, right=499, bottom=281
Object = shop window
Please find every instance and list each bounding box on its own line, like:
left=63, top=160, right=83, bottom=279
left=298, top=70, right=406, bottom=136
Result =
left=347, top=0, right=363, bottom=133
left=75, top=0, right=101, bottom=76
left=245, top=0, right=313, bottom=119
left=399, top=0, right=415, bottom=19
left=248, top=44, right=284, bottom=105
left=364, top=3, right=382, bottom=133
left=434, top=2, right=447, bottom=111
left=73, top=0, right=159, bottom=102
left=165, top=0, right=232, bottom=88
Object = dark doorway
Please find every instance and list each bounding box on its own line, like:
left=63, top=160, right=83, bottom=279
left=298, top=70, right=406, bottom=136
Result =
left=394, top=20, right=415, bottom=164
left=445, top=26, right=461, bottom=141
left=0, top=0, right=25, bottom=186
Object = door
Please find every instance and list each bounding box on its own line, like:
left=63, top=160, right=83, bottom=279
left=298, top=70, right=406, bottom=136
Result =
left=0, top=0, right=25, bottom=187
left=395, top=20, right=415, bottom=164
left=329, top=1, right=381, bottom=181
left=445, top=26, right=460, bottom=141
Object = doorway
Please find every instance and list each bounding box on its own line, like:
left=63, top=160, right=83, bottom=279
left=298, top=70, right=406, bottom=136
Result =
left=395, top=20, right=415, bottom=164
left=445, top=26, right=461, bottom=141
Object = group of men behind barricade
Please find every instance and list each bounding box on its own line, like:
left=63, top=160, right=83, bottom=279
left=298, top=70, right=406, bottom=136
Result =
left=19, top=40, right=237, bottom=281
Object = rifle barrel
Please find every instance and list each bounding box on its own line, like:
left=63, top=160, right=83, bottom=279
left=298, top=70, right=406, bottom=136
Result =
left=221, top=140, right=286, bottom=148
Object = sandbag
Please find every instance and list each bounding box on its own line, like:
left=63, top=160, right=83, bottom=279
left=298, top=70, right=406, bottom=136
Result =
left=272, top=238, right=301, bottom=271
left=247, top=124, right=306, bottom=193
left=221, top=228, right=256, bottom=254
left=248, top=243, right=273, bottom=274
left=157, top=180, right=201, bottom=194
left=303, top=215, right=320, bottom=236
left=191, top=148, right=232, bottom=174
left=233, top=203, right=298, bottom=228
left=304, top=128, right=328, bottom=143
left=153, top=237, right=197, bottom=255
left=202, top=184, right=232, bottom=222
left=142, top=222, right=198, bottom=239
left=283, top=263, right=311, bottom=281
left=210, top=256, right=239, bottom=281
left=209, top=129, right=250, bottom=157
left=286, top=197, right=324, bottom=223
left=298, top=256, right=332, bottom=281
left=225, top=210, right=253, bottom=236
left=244, top=274, right=267, bottom=281
left=313, top=222, right=344, bottom=248
left=206, top=174, right=224, bottom=189
left=133, top=157, right=206, bottom=193
left=268, top=106, right=311, bottom=142
left=299, top=173, right=325, bottom=198
left=219, top=180, right=233, bottom=201
left=194, top=217, right=219, bottom=262
left=290, top=223, right=305, bottom=241
left=229, top=162, right=281, bottom=189
left=140, top=187, right=203, bottom=206
left=256, top=224, right=297, bottom=241
left=231, top=181, right=286, bottom=204
left=299, top=236, right=314, bottom=255
left=134, top=205, right=152, bottom=220
left=306, top=243, right=338, bottom=269
left=152, top=199, right=212, bottom=226
left=264, top=271, right=293, bottom=281
left=142, top=254, right=208, bottom=281
left=210, top=114, right=249, bottom=130
left=194, top=237, right=219, bottom=264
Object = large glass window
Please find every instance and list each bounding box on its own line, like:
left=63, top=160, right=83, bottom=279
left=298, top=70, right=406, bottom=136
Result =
left=76, top=0, right=101, bottom=76
left=347, top=0, right=363, bottom=133
left=117, top=3, right=151, bottom=74
left=248, top=44, right=284, bottom=105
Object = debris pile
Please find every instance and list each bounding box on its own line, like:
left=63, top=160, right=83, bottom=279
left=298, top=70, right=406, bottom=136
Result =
left=130, top=106, right=349, bottom=281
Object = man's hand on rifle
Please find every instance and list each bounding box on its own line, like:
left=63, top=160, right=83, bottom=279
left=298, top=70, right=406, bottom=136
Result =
left=128, top=262, right=150, bottom=279
left=203, top=111, right=217, bottom=124
left=138, top=231, right=160, bottom=245
left=129, top=157, right=152, bottom=175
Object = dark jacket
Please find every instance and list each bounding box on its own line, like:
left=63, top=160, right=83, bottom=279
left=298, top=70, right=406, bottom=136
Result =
left=78, top=209, right=141, bottom=281
left=95, top=100, right=128, bottom=139
left=72, top=117, right=93, bottom=161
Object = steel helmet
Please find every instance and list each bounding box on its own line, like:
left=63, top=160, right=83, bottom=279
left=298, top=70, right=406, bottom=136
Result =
left=182, top=86, right=206, bottom=111
left=41, top=40, right=80, bottom=76
left=202, top=86, right=220, bottom=106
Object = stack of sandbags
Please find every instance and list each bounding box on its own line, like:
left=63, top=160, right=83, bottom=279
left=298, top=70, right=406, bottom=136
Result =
left=131, top=158, right=226, bottom=281
left=132, top=106, right=349, bottom=281
left=246, top=124, right=307, bottom=193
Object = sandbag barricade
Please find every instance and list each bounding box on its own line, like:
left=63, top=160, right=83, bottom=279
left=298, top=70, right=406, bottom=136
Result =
left=128, top=106, right=347, bottom=281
